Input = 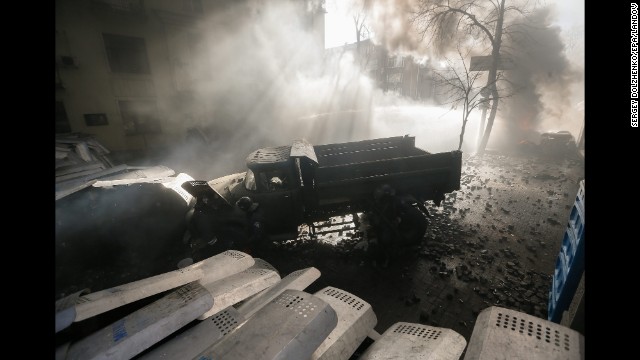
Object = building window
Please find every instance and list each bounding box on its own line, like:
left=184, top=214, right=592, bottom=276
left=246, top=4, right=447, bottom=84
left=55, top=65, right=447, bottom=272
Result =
left=386, top=72, right=403, bottom=94
left=119, top=100, right=161, bottom=135
left=103, top=33, right=150, bottom=74
left=84, top=113, right=109, bottom=126
left=387, top=72, right=403, bottom=84
left=387, top=56, right=404, bottom=68
left=56, top=101, right=72, bottom=134
left=366, top=57, right=378, bottom=70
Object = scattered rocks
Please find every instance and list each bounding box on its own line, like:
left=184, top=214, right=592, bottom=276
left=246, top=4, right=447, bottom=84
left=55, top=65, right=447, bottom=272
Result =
left=547, top=218, right=562, bottom=226
left=228, top=153, right=572, bottom=337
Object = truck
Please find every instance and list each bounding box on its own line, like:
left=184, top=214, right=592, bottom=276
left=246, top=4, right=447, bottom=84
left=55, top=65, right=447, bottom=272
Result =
left=182, top=135, right=462, bottom=247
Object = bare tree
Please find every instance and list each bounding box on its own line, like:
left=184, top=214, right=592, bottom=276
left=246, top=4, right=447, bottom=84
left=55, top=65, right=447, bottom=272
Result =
left=411, top=0, right=535, bottom=155
left=350, top=0, right=371, bottom=53
left=353, top=10, right=369, bottom=44
left=433, top=45, right=513, bottom=151
left=343, top=0, right=376, bottom=70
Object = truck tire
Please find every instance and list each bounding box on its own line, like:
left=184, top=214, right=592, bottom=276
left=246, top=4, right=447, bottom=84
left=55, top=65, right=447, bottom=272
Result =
left=398, top=206, right=428, bottom=245
left=216, top=224, right=249, bottom=251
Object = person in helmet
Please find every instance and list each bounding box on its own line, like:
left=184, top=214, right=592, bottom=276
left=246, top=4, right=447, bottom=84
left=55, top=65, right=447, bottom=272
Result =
left=236, top=196, right=264, bottom=254
left=236, top=196, right=258, bottom=212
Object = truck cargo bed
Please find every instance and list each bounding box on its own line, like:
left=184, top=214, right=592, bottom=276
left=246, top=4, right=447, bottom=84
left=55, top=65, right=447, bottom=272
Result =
left=313, top=136, right=427, bottom=167
left=311, top=136, right=462, bottom=213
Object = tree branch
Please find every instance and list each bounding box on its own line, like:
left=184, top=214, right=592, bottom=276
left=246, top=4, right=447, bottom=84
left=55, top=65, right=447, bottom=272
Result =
left=440, top=5, right=496, bottom=45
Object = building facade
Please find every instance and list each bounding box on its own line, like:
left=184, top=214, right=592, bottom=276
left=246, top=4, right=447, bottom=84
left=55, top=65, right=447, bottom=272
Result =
left=55, top=0, right=325, bottom=152
left=325, top=38, right=438, bottom=102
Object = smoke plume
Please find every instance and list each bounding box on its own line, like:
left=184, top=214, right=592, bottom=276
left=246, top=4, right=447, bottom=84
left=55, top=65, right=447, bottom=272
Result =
left=495, top=5, right=583, bottom=147
left=355, top=0, right=584, bottom=150
left=156, top=0, right=583, bottom=179
left=159, top=0, right=377, bottom=179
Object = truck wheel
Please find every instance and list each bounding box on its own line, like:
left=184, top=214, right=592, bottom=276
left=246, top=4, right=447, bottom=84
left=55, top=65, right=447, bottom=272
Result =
left=217, top=224, right=249, bottom=249
left=398, top=206, right=428, bottom=245
left=190, top=208, right=219, bottom=245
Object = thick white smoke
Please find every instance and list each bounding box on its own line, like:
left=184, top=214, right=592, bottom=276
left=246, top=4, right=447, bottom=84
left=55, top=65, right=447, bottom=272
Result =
left=159, top=0, right=379, bottom=179
left=157, top=0, right=583, bottom=180
left=349, top=0, right=584, bottom=150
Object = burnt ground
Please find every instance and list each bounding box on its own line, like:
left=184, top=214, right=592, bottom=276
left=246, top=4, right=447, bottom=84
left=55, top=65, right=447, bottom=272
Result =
left=54, top=150, right=584, bottom=353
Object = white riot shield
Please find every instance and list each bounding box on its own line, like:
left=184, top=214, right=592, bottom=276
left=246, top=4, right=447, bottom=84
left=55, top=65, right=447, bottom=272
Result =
left=359, top=322, right=467, bottom=360
left=68, top=250, right=253, bottom=324
left=463, top=306, right=585, bottom=360
left=194, top=289, right=338, bottom=360
left=137, top=267, right=320, bottom=360
left=310, top=287, right=377, bottom=360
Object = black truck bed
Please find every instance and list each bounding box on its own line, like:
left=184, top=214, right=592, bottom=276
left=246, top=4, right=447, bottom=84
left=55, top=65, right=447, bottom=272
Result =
left=313, top=136, right=427, bottom=167
left=312, top=136, right=462, bottom=211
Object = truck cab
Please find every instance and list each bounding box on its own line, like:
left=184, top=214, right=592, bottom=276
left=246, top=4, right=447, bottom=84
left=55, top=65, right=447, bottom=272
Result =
left=240, top=144, right=306, bottom=237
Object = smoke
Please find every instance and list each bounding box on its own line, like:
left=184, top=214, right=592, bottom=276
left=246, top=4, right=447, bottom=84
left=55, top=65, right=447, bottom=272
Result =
left=158, top=0, right=378, bottom=179
left=350, top=0, right=584, bottom=150
left=494, top=5, right=583, bottom=148
left=150, top=0, right=582, bottom=177
left=363, top=0, right=495, bottom=61
left=365, top=0, right=426, bottom=55
left=160, top=0, right=508, bottom=180
left=369, top=95, right=483, bottom=153
left=163, top=0, right=572, bottom=179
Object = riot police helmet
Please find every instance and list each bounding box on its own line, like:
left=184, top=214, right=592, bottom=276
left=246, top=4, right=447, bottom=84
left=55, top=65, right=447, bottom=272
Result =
left=236, top=196, right=253, bottom=211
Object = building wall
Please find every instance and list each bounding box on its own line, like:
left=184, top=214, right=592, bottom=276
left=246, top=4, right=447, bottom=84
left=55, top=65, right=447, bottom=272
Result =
left=55, top=0, right=325, bottom=152
left=326, top=39, right=438, bottom=103
left=56, top=0, right=180, bottom=151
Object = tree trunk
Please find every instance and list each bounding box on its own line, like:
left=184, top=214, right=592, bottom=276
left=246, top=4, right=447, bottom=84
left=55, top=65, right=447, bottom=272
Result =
left=458, top=116, right=468, bottom=151
left=459, top=104, right=470, bottom=151
left=477, top=91, right=499, bottom=154
left=477, top=103, right=488, bottom=150
left=476, top=0, right=506, bottom=155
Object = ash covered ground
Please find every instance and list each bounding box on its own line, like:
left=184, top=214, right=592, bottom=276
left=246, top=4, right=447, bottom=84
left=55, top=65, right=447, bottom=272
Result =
left=55, top=150, right=584, bottom=346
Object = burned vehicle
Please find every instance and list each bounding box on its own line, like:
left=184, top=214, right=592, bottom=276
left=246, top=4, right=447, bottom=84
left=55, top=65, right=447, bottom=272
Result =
left=182, top=136, right=462, bottom=248
left=539, top=130, right=579, bottom=158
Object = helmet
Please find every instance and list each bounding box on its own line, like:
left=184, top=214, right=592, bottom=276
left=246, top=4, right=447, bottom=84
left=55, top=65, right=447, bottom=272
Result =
left=374, top=184, right=395, bottom=201
left=236, top=196, right=253, bottom=211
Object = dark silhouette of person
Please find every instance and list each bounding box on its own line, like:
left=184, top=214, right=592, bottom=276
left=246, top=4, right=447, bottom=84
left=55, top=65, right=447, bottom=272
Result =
left=235, top=196, right=265, bottom=255
left=369, top=184, right=402, bottom=268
